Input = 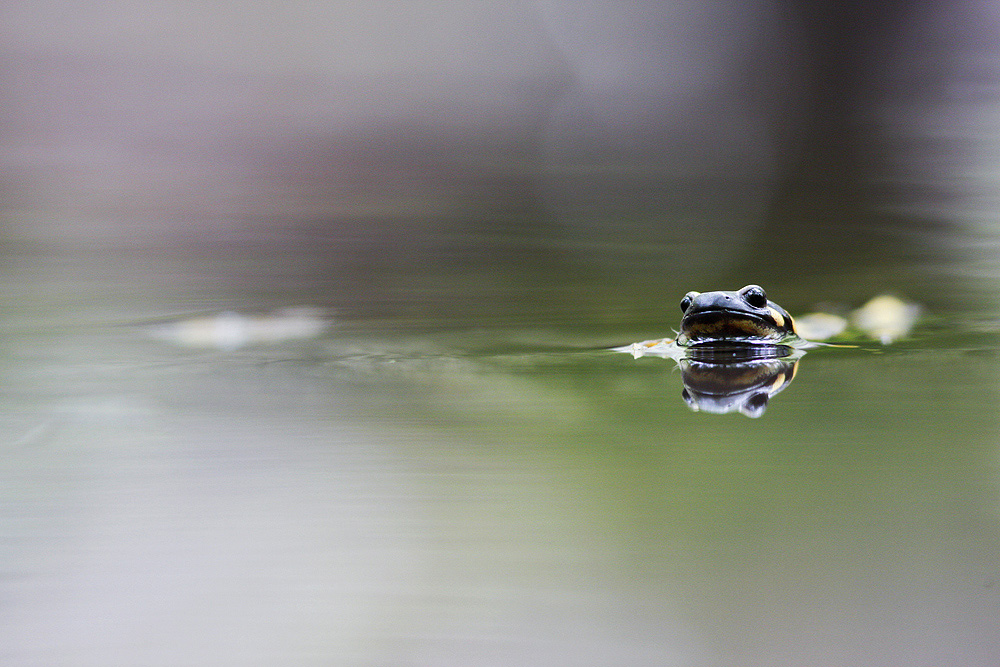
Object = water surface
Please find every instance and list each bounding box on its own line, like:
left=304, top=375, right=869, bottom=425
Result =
left=2, top=243, right=998, bottom=666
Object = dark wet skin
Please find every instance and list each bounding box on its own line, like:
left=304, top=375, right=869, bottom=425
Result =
left=677, top=284, right=796, bottom=346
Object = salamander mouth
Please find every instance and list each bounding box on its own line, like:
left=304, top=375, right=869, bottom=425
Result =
left=680, top=308, right=781, bottom=341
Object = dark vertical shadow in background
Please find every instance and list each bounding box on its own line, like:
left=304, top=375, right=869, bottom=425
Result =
left=738, top=1, right=946, bottom=295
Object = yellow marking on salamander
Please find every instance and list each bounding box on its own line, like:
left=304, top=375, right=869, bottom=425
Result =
left=769, top=373, right=787, bottom=392
left=766, top=307, right=784, bottom=329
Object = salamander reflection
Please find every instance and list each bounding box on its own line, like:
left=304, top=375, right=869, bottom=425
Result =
left=616, top=341, right=802, bottom=418
left=678, top=351, right=799, bottom=418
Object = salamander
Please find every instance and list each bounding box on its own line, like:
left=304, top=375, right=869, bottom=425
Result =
left=677, top=284, right=796, bottom=346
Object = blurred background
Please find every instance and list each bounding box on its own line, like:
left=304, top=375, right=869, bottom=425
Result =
left=2, top=2, right=1000, bottom=666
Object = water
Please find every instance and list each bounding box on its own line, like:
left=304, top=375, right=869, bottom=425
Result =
left=1, top=237, right=998, bottom=666
left=4, top=3, right=1000, bottom=665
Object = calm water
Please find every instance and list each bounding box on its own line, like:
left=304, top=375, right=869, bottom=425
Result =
left=4, top=3, right=1000, bottom=665
left=1, top=235, right=998, bottom=667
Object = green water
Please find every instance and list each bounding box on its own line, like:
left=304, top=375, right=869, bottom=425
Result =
left=5, top=3, right=1000, bottom=663
left=1, top=236, right=998, bottom=665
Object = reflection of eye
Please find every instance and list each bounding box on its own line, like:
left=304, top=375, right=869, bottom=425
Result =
left=740, top=285, right=767, bottom=308
left=743, top=392, right=770, bottom=418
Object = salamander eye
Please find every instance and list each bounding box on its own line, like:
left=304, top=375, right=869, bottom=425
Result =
left=680, top=291, right=700, bottom=313
left=739, top=284, right=767, bottom=308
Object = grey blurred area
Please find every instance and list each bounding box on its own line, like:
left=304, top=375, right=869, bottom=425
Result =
left=2, top=2, right=1000, bottom=666
left=2, top=1, right=996, bottom=315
